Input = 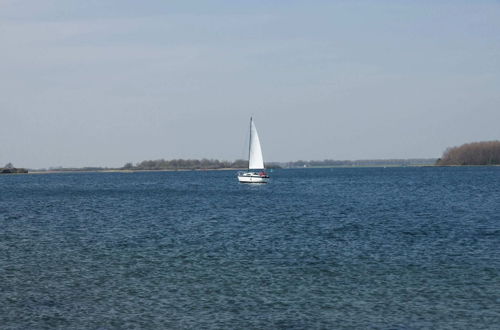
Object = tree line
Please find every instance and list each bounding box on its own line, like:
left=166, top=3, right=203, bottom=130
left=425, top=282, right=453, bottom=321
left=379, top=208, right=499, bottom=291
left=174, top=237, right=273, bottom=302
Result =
left=0, top=163, right=28, bottom=174
left=285, top=158, right=436, bottom=167
left=123, top=159, right=250, bottom=170
left=436, top=141, right=500, bottom=165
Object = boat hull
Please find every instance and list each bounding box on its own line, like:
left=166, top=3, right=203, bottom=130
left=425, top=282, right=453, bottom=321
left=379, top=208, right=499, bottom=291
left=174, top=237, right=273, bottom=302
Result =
left=237, top=172, right=269, bottom=183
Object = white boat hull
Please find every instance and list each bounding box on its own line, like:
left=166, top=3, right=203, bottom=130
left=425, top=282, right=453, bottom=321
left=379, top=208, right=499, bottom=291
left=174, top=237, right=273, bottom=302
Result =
left=237, top=172, right=269, bottom=183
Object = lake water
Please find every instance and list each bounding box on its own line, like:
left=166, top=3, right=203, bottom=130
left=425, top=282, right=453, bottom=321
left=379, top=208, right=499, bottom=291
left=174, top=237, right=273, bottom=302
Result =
left=1, top=167, right=499, bottom=329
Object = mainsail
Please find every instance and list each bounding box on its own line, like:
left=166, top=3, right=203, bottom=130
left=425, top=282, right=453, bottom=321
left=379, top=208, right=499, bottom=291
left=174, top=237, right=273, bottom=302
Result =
left=248, top=118, right=265, bottom=170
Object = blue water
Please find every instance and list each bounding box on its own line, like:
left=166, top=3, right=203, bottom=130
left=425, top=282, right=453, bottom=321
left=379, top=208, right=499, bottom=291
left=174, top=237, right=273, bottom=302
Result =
left=1, top=167, right=499, bottom=329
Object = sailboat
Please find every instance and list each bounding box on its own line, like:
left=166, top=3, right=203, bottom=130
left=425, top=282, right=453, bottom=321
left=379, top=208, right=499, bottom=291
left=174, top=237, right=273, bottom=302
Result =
left=237, top=117, right=270, bottom=183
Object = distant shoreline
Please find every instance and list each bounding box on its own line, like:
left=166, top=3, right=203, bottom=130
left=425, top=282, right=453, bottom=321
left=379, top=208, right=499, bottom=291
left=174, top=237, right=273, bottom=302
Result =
left=5, top=164, right=500, bottom=176
left=27, top=165, right=431, bottom=174
left=27, top=168, right=245, bottom=174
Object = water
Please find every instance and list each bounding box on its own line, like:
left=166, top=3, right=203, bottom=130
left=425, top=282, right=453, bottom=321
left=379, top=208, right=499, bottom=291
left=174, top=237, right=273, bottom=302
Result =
left=1, top=167, right=499, bottom=329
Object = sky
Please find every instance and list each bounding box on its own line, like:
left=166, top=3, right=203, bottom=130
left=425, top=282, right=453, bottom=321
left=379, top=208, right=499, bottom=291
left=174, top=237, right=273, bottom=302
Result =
left=1, top=0, right=499, bottom=168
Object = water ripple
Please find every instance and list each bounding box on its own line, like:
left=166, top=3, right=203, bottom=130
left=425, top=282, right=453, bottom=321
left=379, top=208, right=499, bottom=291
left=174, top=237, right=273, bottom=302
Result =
left=1, top=168, right=499, bottom=329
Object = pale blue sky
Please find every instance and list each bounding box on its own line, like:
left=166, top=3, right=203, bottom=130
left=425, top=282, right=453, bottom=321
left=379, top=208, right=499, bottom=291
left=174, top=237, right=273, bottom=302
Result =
left=1, top=0, right=499, bottom=168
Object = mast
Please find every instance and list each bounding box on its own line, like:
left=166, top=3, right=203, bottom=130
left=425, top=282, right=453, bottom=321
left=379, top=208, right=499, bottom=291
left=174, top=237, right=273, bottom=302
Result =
left=248, top=117, right=252, bottom=170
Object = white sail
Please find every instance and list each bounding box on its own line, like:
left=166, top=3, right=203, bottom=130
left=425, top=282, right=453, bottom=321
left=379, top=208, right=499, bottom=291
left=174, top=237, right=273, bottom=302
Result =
left=248, top=118, right=265, bottom=169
